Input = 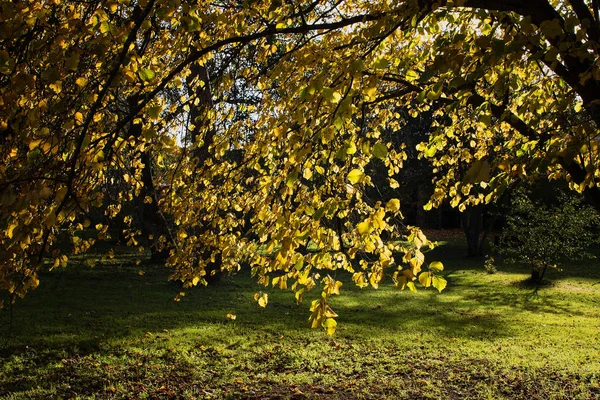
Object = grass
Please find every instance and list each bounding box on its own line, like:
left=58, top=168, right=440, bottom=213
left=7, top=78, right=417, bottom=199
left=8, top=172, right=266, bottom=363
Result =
left=1, top=234, right=599, bottom=399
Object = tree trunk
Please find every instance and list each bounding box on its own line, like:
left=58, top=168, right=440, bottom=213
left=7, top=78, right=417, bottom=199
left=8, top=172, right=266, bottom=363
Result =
left=531, top=263, right=548, bottom=284
left=186, top=61, right=222, bottom=281
left=126, top=97, right=174, bottom=261
left=462, top=205, right=484, bottom=257
left=138, top=150, right=173, bottom=261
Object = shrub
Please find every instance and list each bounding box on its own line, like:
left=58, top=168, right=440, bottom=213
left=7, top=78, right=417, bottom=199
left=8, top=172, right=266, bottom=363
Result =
left=497, top=187, right=600, bottom=283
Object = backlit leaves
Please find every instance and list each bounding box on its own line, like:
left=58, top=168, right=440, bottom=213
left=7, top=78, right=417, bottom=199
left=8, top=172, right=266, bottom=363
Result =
left=432, top=276, right=447, bottom=293
left=347, top=169, right=364, bottom=184
left=418, top=272, right=433, bottom=288
left=5, top=0, right=594, bottom=336
left=429, top=261, right=444, bottom=272
left=371, top=143, right=388, bottom=160
left=138, top=68, right=155, bottom=82
left=254, top=292, right=268, bottom=308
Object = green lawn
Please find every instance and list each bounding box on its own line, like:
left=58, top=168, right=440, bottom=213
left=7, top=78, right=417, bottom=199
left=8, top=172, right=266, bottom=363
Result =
left=1, top=236, right=599, bottom=399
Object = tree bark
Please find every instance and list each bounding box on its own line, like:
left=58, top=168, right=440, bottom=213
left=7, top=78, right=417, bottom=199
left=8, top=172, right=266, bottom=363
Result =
left=462, top=205, right=484, bottom=257
left=138, top=150, right=173, bottom=261
left=185, top=61, right=222, bottom=282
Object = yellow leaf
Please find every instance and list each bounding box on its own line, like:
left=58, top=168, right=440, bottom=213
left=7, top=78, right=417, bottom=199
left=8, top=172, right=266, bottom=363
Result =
left=139, top=68, right=155, bottom=81
left=429, top=261, right=444, bottom=272
left=364, top=86, right=377, bottom=100
left=29, top=139, right=42, bottom=150
left=418, top=272, right=432, bottom=287
left=324, top=305, right=338, bottom=318
left=346, top=141, right=357, bottom=155
left=302, top=167, right=313, bottom=180
left=6, top=223, right=17, bottom=239
left=94, top=150, right=104, bottom=162
left=356, top=221, right=371, bottom=235
left=100, top=21, right=111, bottom=34
left=386, top=198, right=400, bottom=212
left=405, top=70, right=419, bottom=81
left=432, top=276, right=447, bottom=292
left=75, top=112, right=83, bottom=124
left=323, top=318, right=337, bottom=336
left=192, top=276, right=200, bottom=286
left=45, top=211, right=57, bottom=228
left=255, top=292, right=268, bottom=308
left=75, top=77, right=88, bottom=87
left=226, top=313, right=237, bottom=320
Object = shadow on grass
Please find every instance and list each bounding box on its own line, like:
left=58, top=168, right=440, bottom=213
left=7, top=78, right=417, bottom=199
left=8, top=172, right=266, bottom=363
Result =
left=1, top=258, right=513, bottom=355
left=5, top=247, right=586, bottom=354
left=4, top=239, right=599, bottom=356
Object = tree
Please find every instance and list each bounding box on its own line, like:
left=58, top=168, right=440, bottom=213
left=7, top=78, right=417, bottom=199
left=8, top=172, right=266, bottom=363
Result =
left=1, top=0, right=599, bottom=333
left=497, top=185, right=600, bottom=283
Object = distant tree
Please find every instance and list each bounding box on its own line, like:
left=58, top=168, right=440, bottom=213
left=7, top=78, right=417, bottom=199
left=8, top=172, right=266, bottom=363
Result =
left=497, top=186, right=600, bottom=283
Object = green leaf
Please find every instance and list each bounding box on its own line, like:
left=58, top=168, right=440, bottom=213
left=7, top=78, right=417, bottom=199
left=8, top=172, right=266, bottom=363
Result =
left=148, top=105, right=162, bottom=118
left=100, top=21, right=111, bottom=34
left=429, top=261, right=444, bottom=272
left=405, top=70, right=419, bottom=81
left=312, top=207, right=325, bottom=220
left=371, top=143, right=388, bottom=159
left=479, top=114, right=491, bottom=127
left=27, top=148, right=41, bottom=163
left=286, top=170, right=299, bottom=188
left=347, top=169, right=364, bottom=184
left=373, top=57, right=389, bottom=70
left=299, top=87, right=309, bottom=101
left=323, top=87, right=341, bottom=103
left=335, top=147, right=348, bottom=160
left=426, top=81, right=443, bottom=100
left=432, top=276, right=447, bottom=292
left=65, top=53, right=80, bottom=71
left=463, top=160, right=491, bottom=183
left=139, top=68, right=155, bottom=82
